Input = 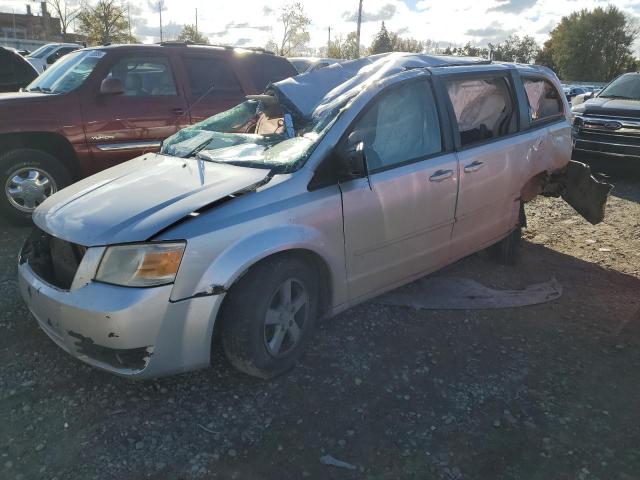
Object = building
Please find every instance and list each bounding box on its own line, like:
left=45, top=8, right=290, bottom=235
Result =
left=0, top=2, right=81, bottom=52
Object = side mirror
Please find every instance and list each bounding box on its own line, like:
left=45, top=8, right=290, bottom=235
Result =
left=99, top=77, right=124, bottom=95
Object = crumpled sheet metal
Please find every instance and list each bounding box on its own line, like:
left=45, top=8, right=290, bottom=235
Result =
left=377, top=276, right=562, bottom=310
left=272, top=52, right=484, bottom=121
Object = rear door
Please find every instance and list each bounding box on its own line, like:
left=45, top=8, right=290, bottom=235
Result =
left=339, top=78, right=459, bottom=301
left=443, top=72, right=530, bottom=259
left=178, top=52, right=246, bottom=123
left=82, top=51, right=189, bottom=169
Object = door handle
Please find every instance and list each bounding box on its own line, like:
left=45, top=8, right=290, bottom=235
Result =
left=429, top=169, right=454, bottom=182
left=171, top=107, right=185, bottom=115
left=464, top=160, right=485, bottom=173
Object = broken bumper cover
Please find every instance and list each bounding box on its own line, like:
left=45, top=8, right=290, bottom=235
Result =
left=18, top=263, right=224, bottom=378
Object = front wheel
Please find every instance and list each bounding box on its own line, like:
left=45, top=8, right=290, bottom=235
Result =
left=0, top=148, right=71, bottom=223
left=220, top=255, right=319, bottom=379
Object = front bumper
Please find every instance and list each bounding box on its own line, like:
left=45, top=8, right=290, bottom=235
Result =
left=18, top=262, right=225, bottom=378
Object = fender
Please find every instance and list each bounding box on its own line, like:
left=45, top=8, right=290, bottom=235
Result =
left=170, top=224, right=347, bottom=306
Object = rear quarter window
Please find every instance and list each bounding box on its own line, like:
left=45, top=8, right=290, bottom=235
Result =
left=523, top=77, right=563, bottom=123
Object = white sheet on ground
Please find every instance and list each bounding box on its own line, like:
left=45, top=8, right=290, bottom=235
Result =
left=377, top=276, right=562, bottom=310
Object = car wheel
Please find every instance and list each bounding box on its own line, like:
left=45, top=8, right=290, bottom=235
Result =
left=487, top=204, right=526, bottom=265
left=0, top=148, right=71, bottom=224
left=220, top=255, right=319, bottom=379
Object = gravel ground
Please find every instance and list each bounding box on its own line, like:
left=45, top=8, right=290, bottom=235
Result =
left=1, top=174, right=640, bottom=480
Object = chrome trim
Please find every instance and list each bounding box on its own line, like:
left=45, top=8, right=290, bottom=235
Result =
left=577, top=115, right=640, bottom=129
left=574, top=138, right=640, bottom=149
left=96, top=141, right=162, bottom=152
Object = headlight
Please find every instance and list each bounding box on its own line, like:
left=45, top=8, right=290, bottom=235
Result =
left=95, top=242, right=186, bottom=287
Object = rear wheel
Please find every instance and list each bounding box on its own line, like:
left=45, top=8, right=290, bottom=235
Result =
left=220, top=255, right=319, bottom=378
left=0, top=148, right=71, bottom=223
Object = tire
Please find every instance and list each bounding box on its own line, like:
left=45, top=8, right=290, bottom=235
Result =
left=487, top=203, right=526, bottom=265
left=220, top=255, right=320, bottom=379
left=0, top=148, right=71, bottom=224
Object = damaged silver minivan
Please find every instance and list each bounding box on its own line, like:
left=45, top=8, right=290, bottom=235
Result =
left=18, top=53, right=611, bottom=379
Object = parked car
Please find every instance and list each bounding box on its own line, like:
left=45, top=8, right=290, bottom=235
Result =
left=289, top=57, right=344, bottom=74
left=0, top=46, right=38, bottom=92
left=0, top=43, right=298, bottom=221
left=26, top=42, right=82, bottom=72
left=18, top=53, right=610, bottom=379
left=563, top=85, right=588, bottom=103
left=572, top=72, right=640, bottom=164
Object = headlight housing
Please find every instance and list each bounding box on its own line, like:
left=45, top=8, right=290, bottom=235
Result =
left=95, top=242, right=186, bottom=287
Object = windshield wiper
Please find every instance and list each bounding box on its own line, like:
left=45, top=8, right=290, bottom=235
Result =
left=27, top=86, right=54, bottom=93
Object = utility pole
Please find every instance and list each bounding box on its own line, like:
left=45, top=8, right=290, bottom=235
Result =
left=159, top=0, right=163, bottom=43
left=356, top=0, right=363, bottom=58
left=327, top=26, right=331, bottom=54
left=195, top=8, right=198, bottom=37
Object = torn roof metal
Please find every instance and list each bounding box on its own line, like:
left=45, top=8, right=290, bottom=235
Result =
left=271, top=52, right=486, bottom=121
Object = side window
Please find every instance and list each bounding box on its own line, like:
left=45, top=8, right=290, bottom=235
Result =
left=106, top=55, right=177, bottom=96
left=445, top=76, right=517, bottom=147
left=523, top=77, right=563, bottom=122
left=183, top=56, right=243, bottom=97
left=352, top=81, right=442, bottom=171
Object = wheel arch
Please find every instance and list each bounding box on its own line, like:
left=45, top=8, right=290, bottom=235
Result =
left=209, top=246, right=335, bottom=361
left=0, top=132, right=82, bottom=180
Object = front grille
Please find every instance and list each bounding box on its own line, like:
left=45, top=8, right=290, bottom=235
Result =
left=20, top=228, right=86, bottom=290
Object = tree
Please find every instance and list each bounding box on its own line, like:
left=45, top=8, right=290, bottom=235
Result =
left=177, top=24, right=209, bottom=44
left=370, top=22, right=393, bottom=54
left=488, top=35, right=540, bottom=63
left=536, top=6, right=637, bottom=82
left=47, top=0, right=80, bottom=41
left=390, top=34, right=424, bottom=53
left=77, top=0, right=133, bottom=45
left=327, top=32, right=360, bottom=59
left=535, top=38, right=557, bottom=72
left=274, top=2, right=311, bottom=57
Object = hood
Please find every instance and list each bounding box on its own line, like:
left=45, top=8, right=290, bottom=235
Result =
left=0, top=91, right=50, bottom=102
left=33, top=153, right=270, bottom=246
left=573, top=97, right=640, bottom=118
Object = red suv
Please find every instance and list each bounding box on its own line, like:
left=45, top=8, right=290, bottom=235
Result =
left=0, top=43, right=297, bottom=221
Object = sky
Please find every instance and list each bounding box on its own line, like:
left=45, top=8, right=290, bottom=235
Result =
left=2, top=0, right=640, bottom=52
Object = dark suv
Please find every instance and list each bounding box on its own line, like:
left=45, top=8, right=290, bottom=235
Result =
left=0, top=43, right=297, bottom=221
left=572, top=72, right=640, bottom=166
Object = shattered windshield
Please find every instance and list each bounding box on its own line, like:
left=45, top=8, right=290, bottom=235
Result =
left=161, top=98, right=344, bottom=172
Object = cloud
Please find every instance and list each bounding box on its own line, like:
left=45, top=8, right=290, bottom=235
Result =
left=488, top=0, right=538, bottom=14
left=536, top=19, right=557, bottom=34
left=342, top=3, right=397, bottom=22
left=466, top=21, right=517, bottom=44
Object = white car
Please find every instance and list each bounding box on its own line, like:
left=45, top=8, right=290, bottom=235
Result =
left=26, top=43, right=82, bottom=73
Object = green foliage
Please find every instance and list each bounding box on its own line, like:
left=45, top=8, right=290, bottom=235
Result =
left=77, top=0, right=133, bottom=45
left=536, top=6, right=637, bottom=82
left=445, top=42, right=490, bottom=58
left=370, top=22, right=393, bottom=54
left=488, top=35, right=540, bottom=63
left=177, top=24, right=209, bottom=44
left=327, top=32, right=360, bottom=59
left=390, top=34, right=424, bottom=53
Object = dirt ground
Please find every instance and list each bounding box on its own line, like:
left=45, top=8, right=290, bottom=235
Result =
left=1, top=172, right=640, bottom=480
